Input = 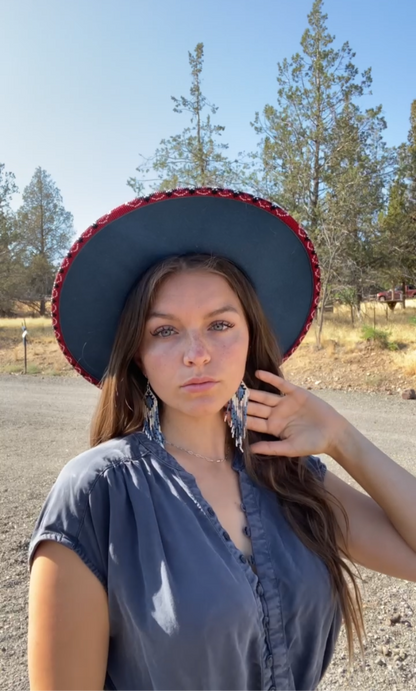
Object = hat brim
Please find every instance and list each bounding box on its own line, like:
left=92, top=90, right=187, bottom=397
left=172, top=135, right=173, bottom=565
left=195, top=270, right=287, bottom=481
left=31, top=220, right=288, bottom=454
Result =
left=52, top=188, right=320, bottom=386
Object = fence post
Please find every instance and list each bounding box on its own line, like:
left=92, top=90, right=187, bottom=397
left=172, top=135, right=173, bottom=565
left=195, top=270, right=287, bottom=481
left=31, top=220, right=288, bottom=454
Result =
left=22, top=322, right=28, bottom=374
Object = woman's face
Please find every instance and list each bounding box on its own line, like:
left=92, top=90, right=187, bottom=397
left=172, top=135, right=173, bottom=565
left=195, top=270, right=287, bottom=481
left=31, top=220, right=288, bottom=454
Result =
left=139, top=270, right=250, bottom=418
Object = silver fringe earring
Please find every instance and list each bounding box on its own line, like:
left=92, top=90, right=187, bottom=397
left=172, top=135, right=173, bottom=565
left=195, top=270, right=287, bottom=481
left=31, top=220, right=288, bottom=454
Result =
left=143, top=381, right=165, bottom=447
left=225, top=381, right=249, bottom=453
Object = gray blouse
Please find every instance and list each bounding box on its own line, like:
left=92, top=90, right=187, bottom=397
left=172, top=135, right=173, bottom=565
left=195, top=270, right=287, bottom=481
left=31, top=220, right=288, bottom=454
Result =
left=28, top=432, right=342, bottom=691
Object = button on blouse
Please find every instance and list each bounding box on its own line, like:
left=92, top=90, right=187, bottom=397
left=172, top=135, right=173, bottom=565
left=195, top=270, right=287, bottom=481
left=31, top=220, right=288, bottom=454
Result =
left=28, top=432, right=342, bottom=690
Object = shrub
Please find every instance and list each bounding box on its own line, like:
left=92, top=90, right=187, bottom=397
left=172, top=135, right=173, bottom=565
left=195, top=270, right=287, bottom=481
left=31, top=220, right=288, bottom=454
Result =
left=361, top=326, right=390, bottom=349
left=27, top=364, right=41, bottom=374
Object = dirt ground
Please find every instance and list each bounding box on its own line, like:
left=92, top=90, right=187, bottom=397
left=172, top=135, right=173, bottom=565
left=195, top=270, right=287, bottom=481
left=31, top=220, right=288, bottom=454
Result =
left=1, top=376, right=416, bottom=690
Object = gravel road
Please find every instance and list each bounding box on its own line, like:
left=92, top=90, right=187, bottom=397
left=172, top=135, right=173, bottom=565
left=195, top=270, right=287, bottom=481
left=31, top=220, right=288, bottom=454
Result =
left=1, top=375, right=416, bottom=690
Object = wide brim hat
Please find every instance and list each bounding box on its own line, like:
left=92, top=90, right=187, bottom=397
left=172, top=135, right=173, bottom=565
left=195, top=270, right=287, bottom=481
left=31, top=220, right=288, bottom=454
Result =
left=52, top=188, right=320, bottom=386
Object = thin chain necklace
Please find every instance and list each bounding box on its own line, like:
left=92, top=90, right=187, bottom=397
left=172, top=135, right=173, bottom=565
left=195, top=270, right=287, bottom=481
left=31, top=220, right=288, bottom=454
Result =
left=165, top=440, right=228, bottom=464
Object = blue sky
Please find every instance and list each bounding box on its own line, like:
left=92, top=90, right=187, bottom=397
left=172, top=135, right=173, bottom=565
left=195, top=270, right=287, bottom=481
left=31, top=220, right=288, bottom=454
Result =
left=2, top=0, right=416, bottom=237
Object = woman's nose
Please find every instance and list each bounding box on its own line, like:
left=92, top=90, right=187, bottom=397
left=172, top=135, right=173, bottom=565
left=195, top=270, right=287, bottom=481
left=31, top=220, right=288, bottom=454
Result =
left=183, top=335, right=211, bottom=366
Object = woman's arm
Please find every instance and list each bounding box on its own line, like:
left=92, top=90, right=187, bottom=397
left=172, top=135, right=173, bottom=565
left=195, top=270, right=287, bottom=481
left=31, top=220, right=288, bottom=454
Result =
left=323, top=422, right=416, bottom=580
left=28, top=541, right=109, bottom=690
left=247, top=371, right=416, bottom=581
left=328, top=419, right=416, bottom=553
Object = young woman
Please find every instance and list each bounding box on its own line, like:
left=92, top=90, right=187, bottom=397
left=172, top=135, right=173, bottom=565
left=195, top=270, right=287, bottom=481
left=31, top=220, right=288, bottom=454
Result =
left=28, top=189, right=416, bottom=691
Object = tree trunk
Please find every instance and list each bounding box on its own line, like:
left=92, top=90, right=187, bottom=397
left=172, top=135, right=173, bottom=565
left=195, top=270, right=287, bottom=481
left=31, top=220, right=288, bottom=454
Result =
left=315, top=279, right=329, bottom=348
left=402, top=279, right=406, bottom=309
left=356, top=291, right=363, bottom=318
left=40, top=296, right=46, bottom=316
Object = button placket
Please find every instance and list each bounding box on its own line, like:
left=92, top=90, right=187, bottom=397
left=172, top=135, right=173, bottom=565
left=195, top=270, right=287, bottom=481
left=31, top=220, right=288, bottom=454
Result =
left=202, top=501, right=258, bottom=584
left=242, top=491, right=276, bottom=688
left=235, top=463, right=281, bottom=689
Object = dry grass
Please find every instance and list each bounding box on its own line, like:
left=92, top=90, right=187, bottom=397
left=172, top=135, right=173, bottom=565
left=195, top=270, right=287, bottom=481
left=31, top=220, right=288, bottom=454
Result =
left=0, top=316, right=54, bottom=338
left=284, top=301, right=416, bottom=392
left=307, top=301, right=416, bottom=346
left=0, top=317, right=73, bottom=376
left=394, top=350, right=416, bottom=377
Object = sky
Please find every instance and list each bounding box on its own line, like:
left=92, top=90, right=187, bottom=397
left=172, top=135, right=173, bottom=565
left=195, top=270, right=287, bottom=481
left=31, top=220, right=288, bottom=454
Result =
left=2, top=0, right=416, bottom=238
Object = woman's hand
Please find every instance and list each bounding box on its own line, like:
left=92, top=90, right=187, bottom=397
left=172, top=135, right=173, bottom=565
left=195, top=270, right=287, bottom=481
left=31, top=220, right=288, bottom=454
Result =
left=247, top=370, right=348, bottom=458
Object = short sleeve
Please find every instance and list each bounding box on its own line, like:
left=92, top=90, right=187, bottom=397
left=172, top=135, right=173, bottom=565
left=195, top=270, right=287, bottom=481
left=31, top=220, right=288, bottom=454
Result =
left=28, top=450, right=112, bottom=589
left=306, top=455, right=327, bottom=482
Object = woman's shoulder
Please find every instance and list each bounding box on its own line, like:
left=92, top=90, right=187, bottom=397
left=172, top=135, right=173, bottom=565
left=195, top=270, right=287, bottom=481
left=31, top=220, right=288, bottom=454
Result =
left=28, top=432, right=154, bottom=581
left=56, top=431, right=153, bottom=490
left=305, top=454, right=327, bottom=481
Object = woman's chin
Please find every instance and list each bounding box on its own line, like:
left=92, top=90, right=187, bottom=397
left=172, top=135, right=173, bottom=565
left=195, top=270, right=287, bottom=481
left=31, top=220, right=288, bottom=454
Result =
left=169, top=399, right=226, bottom=419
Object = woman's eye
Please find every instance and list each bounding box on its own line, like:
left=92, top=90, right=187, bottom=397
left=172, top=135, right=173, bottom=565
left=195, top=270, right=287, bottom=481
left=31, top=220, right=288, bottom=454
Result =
left=210, top=321, right=233, bottom=331
left=153, top=326, right=176, bottom=338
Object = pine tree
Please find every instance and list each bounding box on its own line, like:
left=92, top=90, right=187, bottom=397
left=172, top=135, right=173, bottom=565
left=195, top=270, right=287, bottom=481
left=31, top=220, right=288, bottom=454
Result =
left=17, top=167, right=73, bottom=315
left=408, top=100, right=416, bottom=210
left=128, top=43, right=239, bottom=193
left=0, top=164, right=21, bottom=315
left=377, top=102, right=416, bottom=303
left=252, top=0, right=390, bottom=341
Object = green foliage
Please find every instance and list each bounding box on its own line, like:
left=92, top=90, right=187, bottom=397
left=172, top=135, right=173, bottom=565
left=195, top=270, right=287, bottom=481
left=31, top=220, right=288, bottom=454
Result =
left=335, top=288, right=357, bottom=307
left=377, top=163, right=416, bottom=288
left=16, top=167, right=74, bottom=314
left=361, top=325, right=394, bottom=349
left=251, top=0, right=391, bottom=345
left=408, top=100, right=416, bottom=204
left=26, top=363, right=41, bottom=374
left=128, top=44, right=244, bottom=193
left=252, top=0, right=388, bottom=226
left=409, top=316, right=416, bottom=326
left=3, top=364, right=23, bottom=374
left=0, top=164, right=21, bottom=315
left=376, top=100, right=416, bottom=289
left=387, top=341, right=399, bottom=351
left=17, top=167, right=73, bottom=263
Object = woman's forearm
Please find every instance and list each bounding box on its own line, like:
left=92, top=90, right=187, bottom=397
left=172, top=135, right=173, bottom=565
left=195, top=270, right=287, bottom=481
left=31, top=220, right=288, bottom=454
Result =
left=329, top=419, right=416, bottom=553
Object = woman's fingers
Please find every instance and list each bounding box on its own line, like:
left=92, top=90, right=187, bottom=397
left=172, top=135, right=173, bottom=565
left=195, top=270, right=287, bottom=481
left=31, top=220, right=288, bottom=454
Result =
left=246, top=415, right=269, bottom=434
left=248, top=388, right=283, bottom=407
left=255, top=371, right=296, bottom=395
left=247, top=401, right=272, bottom=419
left=250, top=439, right=296, bottom=457
left=246, top=414, right=287, bottom=437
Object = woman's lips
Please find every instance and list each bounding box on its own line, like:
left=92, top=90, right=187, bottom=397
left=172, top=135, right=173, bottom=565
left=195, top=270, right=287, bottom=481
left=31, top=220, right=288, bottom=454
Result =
left=181, top=381, right=218, bottom=393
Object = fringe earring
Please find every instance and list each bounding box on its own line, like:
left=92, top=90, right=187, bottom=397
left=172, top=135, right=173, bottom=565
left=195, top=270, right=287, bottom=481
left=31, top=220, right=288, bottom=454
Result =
left=225, top=381, right=249, bottom=453
left=143, top=381, right=165, bottom=447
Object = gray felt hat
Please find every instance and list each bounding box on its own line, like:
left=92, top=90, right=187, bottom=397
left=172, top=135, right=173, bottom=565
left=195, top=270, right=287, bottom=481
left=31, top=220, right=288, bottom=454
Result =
left=51, top=188, right=320, bottom=386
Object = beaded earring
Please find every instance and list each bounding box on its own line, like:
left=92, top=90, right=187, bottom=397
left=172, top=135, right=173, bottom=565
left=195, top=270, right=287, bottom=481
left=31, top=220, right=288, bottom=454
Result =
left=225, top=381, right=249, bottom=453
left=143, top=381, right=165, bottom=447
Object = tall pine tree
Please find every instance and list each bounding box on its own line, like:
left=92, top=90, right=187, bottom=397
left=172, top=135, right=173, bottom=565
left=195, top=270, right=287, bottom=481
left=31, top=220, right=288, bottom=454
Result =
left=128, top=43, right=239, bottom=193
left=408, top=100, right=416, bottom=211
left=17, top=167, right=73, bottom=315
left=252, top=0, right=390, bottom=340
left=0, top=164, right=21, bottom=315
left=377, top=102, right=416, bottom=303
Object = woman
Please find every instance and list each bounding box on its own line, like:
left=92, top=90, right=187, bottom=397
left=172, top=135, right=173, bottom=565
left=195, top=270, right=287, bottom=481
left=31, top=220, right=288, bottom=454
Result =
left=28, top=189, right=416, bottom=691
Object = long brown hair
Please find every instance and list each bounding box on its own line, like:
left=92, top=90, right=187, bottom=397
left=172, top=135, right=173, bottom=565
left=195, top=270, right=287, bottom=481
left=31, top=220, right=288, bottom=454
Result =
left=91, top=253, right=364, bottom=661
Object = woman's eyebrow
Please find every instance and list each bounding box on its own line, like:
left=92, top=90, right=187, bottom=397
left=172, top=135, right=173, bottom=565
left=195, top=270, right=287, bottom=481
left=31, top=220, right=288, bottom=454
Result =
left=147, top=305, right=240, bottom=320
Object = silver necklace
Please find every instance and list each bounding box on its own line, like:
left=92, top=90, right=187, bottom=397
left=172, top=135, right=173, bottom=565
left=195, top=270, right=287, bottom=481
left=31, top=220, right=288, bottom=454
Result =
left=165, top=440, right=228, bottom=464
